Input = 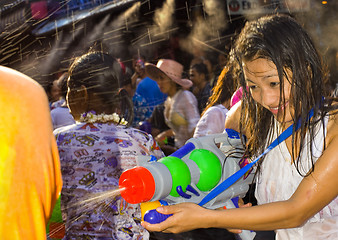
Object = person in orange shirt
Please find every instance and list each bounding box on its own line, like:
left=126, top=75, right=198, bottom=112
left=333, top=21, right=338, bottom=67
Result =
left=0, top=66, right=63, bottom=240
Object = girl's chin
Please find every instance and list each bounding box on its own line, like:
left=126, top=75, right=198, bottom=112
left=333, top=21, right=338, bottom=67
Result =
left=274, top=113, right=294, bottom=125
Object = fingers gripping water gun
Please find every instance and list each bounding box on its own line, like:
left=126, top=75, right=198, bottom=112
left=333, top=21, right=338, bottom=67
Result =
left=118, top=129, right=256, bottom=240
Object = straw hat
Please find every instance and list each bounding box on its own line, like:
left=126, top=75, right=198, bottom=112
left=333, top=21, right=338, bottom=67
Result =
left=145, top=59, right=193, bottom=89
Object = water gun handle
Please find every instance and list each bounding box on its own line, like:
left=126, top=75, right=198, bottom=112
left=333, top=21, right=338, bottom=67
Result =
left=224, top=197, right=256, bottom=240
left=143, top=209, right=173, bottom=224
left=143, top=203, right=255, bottom=240
left=142, top=201, right=173, bottom=224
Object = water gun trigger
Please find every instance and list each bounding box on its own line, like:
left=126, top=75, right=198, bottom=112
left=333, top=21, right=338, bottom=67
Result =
left=176, top=185, right=191, bottom=199
left=176, top=184, right=201, bottom=199
left=186, top=185, right=200, bottom=196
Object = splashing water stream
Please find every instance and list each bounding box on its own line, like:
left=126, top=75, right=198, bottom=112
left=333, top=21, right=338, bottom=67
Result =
left=47, top=187, right=125, bottom=238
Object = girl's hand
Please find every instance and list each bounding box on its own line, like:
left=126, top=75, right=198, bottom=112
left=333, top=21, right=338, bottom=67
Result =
left=155, top=129, right=173, bottom=147
left=141, top=201, right=253, bottom=234
left=155, top=133, right=167, bottom=147
left=141, top=203, right=209, bottom=234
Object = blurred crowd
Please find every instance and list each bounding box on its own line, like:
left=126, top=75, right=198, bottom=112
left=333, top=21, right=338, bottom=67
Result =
left=46, top=46, right=239, bottom=152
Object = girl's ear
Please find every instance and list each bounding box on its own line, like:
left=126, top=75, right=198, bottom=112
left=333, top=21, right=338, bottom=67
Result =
left=67, top=85, right=89, bottom=120
left=77, top=85, right=89, bottom=112
left=78, top=85, right=89, bottom=103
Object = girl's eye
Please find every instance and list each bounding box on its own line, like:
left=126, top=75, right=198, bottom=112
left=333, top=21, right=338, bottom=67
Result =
left=248, top=85, right=257, bottom=90
left=270, top=82, right=280, bottom=87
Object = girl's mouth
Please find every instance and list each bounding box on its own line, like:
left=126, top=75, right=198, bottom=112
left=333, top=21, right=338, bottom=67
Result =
left=269, top=101, right=289, bottom=115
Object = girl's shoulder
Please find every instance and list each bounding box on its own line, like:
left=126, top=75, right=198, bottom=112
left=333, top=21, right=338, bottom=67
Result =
left=177, top=89, right=198, bottom=104
left=326, top=106, right=338, bottom=146
left=224, top=100, right=242, bottom=133
left=181, top=89, right=196, bottom=97
left=204, top=104, right=228, bottom=116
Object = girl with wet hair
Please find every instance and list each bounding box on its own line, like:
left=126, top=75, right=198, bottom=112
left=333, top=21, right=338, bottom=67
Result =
left=142, top=14, right=338, bottom=239
left=66, top=51, right=133, bottom=125
left=54, top=51, right=164, bottom=239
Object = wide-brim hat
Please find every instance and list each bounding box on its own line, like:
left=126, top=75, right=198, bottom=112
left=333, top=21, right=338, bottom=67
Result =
left=145, top=59, right=193, bottom=89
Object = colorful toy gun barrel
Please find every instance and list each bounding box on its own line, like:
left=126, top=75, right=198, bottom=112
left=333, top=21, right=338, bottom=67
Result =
left=119, top=129, right=256, bottom=240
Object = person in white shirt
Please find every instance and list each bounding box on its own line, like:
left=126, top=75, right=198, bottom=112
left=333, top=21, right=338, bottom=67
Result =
left=145, top=59, right=200, bottom=154
left=194, top=64, right=236, bottom=138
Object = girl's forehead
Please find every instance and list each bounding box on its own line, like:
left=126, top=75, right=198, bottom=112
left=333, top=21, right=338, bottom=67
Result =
left=158, top=71, right=167, bottom=78
left=242, top=58, right=278, bottom=76
left=155, top=72, right=171, bottom=82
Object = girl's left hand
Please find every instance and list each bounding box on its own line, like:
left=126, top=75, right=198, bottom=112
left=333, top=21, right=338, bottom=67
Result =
left=141, top=201, right=253, bottom=234
left=141, top=202, right=210, bottom=234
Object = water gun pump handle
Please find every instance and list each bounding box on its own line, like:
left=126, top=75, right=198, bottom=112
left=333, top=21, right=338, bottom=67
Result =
left=143, top=209, right=173, bottom=224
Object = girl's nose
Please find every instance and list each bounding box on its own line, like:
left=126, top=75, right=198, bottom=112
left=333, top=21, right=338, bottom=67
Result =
left=261, top=89, right=277, bottom=107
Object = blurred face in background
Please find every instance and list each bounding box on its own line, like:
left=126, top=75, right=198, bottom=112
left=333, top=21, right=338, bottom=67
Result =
left=134, top=59, right=145, bottom=75
left=155, top=71, right=177, bottom=97
left=50, top=80, right=61, bottom=102
left=189, top=68, right=205, bottom=87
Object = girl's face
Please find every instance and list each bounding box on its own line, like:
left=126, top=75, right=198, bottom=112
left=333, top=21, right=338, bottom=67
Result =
left=155, top=71, right=177, bottom=97
left=243, top=58, right=293, bottom=124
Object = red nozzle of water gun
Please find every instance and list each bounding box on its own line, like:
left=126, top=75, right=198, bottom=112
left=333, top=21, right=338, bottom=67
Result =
left=119, top=166, right=155, bottom=204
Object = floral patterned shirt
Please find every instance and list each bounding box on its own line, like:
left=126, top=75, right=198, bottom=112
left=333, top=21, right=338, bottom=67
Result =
left=54, top=122, right=164, bottom=240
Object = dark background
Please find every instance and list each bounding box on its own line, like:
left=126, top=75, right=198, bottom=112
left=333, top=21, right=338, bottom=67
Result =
left=0, top=0, right=337, bottom=90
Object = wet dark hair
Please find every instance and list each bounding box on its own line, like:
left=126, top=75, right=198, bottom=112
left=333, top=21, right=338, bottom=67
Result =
left=68, top=51, right=133, bottom=125
left=202, top=61, right=237, bottom=116
left=233, top=14, right=337, bottom=176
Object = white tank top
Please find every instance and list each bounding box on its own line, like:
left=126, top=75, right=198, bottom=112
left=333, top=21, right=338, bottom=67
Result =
left=255, top=116, right=338, bottom=239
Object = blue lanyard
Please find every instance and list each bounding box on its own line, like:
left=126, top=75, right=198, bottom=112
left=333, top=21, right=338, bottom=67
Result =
left=198, top=109, right=314, bottom=206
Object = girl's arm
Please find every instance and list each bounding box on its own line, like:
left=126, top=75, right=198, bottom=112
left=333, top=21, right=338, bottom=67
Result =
left=155, top=129, right=174, bottom=147
left=142, top=110, right=338, bottom=233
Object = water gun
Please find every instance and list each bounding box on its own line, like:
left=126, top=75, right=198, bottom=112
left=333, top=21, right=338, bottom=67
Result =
left=119, top=129, right=256, bottom=240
